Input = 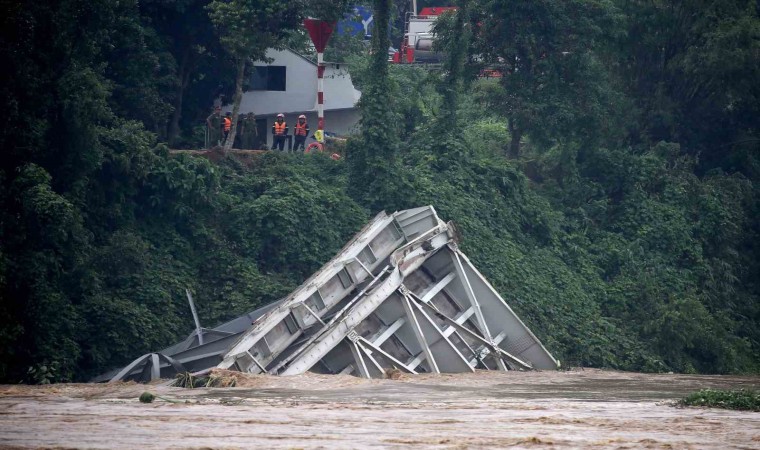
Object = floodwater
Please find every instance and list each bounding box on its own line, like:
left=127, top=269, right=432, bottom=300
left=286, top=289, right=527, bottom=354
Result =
left=0, top=369, right=757, bottom=449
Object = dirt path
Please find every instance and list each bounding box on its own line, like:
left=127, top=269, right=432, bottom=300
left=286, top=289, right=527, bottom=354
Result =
left=0, top=369, right=758, bottom=449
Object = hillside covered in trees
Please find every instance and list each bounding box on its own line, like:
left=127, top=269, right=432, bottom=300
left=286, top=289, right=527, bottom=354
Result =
left=1, top=0, right=758, bottom=383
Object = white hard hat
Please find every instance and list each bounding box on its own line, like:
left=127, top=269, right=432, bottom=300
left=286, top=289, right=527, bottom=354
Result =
left=298, top=114, right=306, bottom=119
left=277, top=113, right=284, bottom=118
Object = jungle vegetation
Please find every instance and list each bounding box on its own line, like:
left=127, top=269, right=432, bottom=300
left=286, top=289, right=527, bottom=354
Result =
left=1, top=0, right=758, bottom=383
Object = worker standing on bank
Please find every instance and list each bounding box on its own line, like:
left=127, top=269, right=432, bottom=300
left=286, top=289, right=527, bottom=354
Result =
left=234, top=113, right=245, bottom=148
left=293, top=114, right=310, bottom=152
left=222, top=112, right=232, bottom=146
left=272, top=113, right=288, bottom=152
left=205, top=107, right=222, bottom=147
left=243, top=112, right=258, bottom=149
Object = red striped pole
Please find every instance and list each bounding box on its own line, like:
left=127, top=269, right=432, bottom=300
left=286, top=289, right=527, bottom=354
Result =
left=317, top=52, right=325, bottom=139
left=303, top=19, right=335, bottom=146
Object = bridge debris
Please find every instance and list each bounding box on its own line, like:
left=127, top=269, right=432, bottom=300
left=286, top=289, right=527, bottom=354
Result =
left=95, top=206, right=558, bottom=383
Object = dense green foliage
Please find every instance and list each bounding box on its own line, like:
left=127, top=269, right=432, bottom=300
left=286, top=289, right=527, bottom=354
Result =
left=678, top=389, right=760, bottom=411
left=348, top=0, right=405, bottom=210
left=1, top=0, right=758, bottom=382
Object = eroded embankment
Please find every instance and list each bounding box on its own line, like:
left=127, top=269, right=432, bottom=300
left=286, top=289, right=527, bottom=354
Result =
left=0, top=369, right=758, bottom=449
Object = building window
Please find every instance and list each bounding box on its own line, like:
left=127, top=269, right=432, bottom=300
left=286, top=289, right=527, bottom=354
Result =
left=251, top=66, right=286, bottom=91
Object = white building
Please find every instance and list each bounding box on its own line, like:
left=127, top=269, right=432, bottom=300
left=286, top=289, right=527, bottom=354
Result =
left=224, top=48, right=362, bottom=149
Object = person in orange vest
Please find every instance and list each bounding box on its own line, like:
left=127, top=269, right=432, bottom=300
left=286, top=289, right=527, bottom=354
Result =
left=272, top=113, right=288, bottom=152
left=293, top=114, right=310, bottom=152
left=222, top=112, right=232, bottom=145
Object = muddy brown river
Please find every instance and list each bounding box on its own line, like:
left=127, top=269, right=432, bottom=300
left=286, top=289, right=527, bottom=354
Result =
left=0, top=369, right=757, bottom=449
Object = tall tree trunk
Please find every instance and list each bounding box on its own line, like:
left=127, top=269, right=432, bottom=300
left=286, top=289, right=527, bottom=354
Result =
left=350, top=0, right=398, bottom=210
left=224, top=58, right=246, bottom=151
left=507, top=117, right=522, bottom=159
left=440, top=0, right=470, bottom=131
left=168, top=47, right=192, bottom=146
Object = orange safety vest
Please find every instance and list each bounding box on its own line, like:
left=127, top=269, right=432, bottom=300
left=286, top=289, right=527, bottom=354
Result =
left=295, top=122, right=308, bottom=136
left=223, top=117, right=231, bottom=131
left=273, top=121, right=287, bottom=136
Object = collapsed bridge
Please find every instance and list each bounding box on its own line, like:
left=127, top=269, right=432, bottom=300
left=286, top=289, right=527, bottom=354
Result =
left=95, top=206, right=558, bottom=382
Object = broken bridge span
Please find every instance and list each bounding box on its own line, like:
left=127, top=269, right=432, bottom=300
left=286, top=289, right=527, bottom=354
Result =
left=95, top=206, right=559, bottom=383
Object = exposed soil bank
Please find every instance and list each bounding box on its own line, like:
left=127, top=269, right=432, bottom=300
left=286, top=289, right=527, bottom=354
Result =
left=0, top=369, right=758, bottom=449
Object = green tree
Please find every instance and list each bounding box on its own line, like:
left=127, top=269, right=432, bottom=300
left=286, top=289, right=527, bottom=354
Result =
left=207, top=0, right=352, bottom=151
left=207, top=0, right=300, bottom=150
left=139, top=0, right=234, bottom=145
left=613, top=0, right=760, bottom=173
left=432, top=0, right=473, bottom=132
left=472, top=0, right=622, bottom=157
left=348, top=0, right=405, bottom=210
